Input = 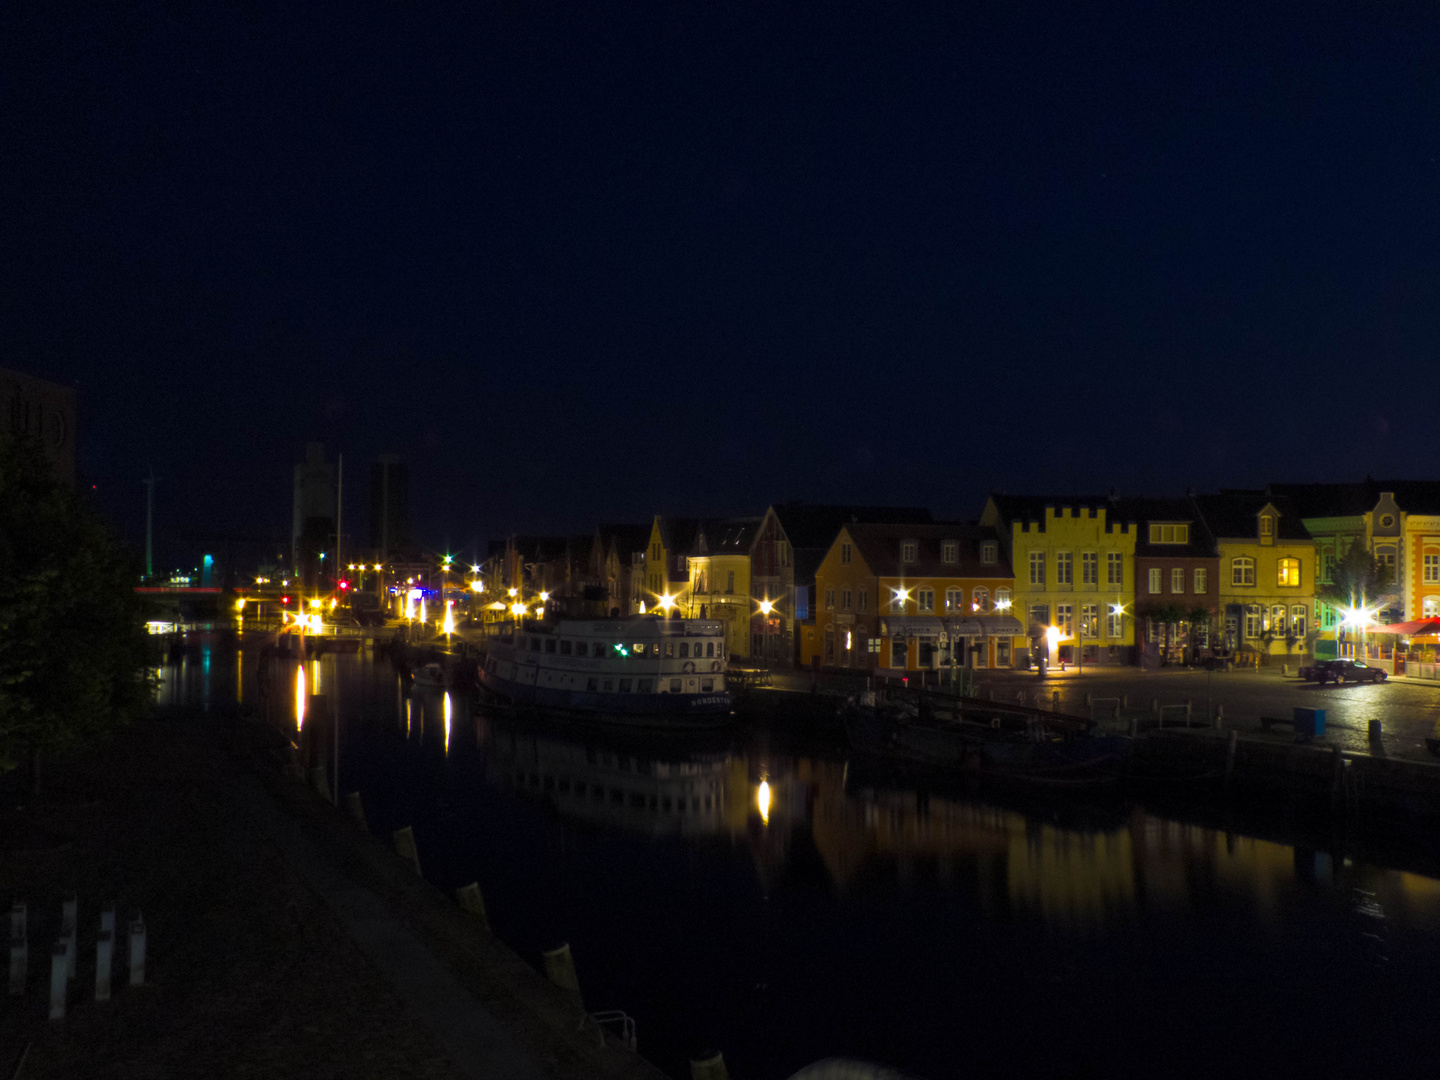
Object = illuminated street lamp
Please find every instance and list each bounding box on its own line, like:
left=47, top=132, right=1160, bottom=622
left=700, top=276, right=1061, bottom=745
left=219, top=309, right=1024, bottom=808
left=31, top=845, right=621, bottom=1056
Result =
left=758, top=598, right=775, bottom=671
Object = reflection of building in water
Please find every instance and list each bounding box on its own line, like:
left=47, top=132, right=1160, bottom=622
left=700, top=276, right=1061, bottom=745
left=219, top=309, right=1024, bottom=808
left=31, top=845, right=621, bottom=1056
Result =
left=484, top=723, right=737, bottom=838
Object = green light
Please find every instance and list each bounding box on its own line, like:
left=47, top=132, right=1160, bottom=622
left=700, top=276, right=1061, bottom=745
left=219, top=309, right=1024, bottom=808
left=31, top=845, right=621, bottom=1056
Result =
left=614, top=644, right=628, bottom=656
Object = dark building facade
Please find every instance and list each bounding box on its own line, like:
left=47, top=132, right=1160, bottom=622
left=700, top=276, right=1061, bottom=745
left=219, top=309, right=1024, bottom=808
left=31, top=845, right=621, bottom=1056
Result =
left=369, top=455, right=411, bottom=556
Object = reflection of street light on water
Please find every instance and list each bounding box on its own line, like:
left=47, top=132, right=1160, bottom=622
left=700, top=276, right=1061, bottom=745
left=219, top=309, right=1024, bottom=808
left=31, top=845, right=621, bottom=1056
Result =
left=757, top=779, right=771, bottom=824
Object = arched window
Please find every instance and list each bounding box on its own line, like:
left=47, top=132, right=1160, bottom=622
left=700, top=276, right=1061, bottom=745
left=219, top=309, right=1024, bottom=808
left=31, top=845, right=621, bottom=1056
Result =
left=1424, top=596, right=1440, bottom=618
left=972, top=586, right=990, bottom=612
left=1231, top=557, right=1255, bottom=586
left=945, top=587, right=962, bottom=612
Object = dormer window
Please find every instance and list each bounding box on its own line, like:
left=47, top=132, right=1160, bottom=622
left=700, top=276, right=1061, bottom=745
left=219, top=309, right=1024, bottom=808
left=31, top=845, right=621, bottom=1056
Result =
left=980, top=541, right=997, bottom=565
left=941, top=540, right=958, bottom=564
left=1148, top=523, right=1189, bottom=544
left=1259, top=515, right=1274, bottom=538
left=901, top=540, right=918, bottom=564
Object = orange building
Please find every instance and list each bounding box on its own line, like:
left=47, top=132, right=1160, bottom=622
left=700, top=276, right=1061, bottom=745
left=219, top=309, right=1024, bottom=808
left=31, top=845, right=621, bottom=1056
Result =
left=799, top=523, right=1019, bottom=672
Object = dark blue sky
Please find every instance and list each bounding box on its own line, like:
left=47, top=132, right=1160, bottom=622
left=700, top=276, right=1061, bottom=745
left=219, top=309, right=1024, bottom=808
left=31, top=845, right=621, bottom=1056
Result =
left=5, top=2, right=1439, bottom=564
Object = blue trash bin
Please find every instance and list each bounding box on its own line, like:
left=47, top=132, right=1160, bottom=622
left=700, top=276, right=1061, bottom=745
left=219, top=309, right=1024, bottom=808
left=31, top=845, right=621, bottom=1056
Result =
left=1293, top=707, right=1326, bottom=737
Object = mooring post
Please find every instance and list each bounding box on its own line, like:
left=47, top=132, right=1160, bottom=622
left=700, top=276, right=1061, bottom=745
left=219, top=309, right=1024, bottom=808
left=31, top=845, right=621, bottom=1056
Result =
left=1214, top=704, right=1225, bottom=729
left=128, top=914, right=146, bottom=987
left=1084, top=692, right=1092, bottom=707
left=1224, top=730, right=1238, bottom=786
left=61, top=896, right=77, bottom=980
left=95, top=931, right=113, bottom=1002
left=1128, top=717, right=1138, bottom=738
left=392, top=826, right=423, bottom=876
left=1052, top=690, right=1060, bottom=711
left=691, top=1049, right=730, bottom=1080
left=456, top=883, right=489, bottom=930
left=542, top=942, right=582, bottom=1005
left=1185, top=699, right=1192, bottom=724
left=49, top=941, right=67, bottom=1020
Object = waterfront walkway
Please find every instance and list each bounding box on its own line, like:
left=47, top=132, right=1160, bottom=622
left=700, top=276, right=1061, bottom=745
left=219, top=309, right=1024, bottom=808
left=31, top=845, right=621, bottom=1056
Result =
left=0, top=714, right=668, bottom=1080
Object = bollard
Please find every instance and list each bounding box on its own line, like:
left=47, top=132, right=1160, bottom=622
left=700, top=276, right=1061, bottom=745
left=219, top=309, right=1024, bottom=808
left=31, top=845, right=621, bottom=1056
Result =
left=542, top=942, right=583, bottom=1004
left=1151, top=698, right=1159, bottom=716
left=1052, top=690, right=1060, bottom=711
left=691, top=1049, right=730, bottom=1080
left=1224, top=730, right=1238, bottom=785
left=392, top=826, right=423, bottom=876
left=344, top=791, right=368, bottom=832
left=1128, top=717, right=1138, bottom=738
left=1368, top=719, right=1383, bottom=747
left=1331, top=744, right=1346, bottom=803
left=456, top=883, right=490, bottom=930
left=1215, top=704, right=1225, bottom=729
left=96, top=931, right=113, bottom=1001
left=1084, top=692, right=1092, bottom=707
left=1185, top=699, right=1192, bottom=724
left=1282, top=663, right=1288, bottom=676
left=1122, top=694, right=1128, bottom=709
left=128, top=915, right=146, bottom=987
left=309, top=766, right=331, bottom=801
left=62, top=896, right=77, bottom=979
left=9, top=934, right=26, bottom=997
left=49, top=941, right=67, bottom=1020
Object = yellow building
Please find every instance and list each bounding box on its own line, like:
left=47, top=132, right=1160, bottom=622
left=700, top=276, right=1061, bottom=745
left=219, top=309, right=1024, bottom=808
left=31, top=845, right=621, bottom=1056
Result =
left=980, top=495, right=1137, bottom=668
left=799, top=523, right=1019, bottom=672
left=1195, top=494, right=1315, bottom=658
left=684, top=518, right=760, bottom=660
left=639, top=516, right=703, bottom=614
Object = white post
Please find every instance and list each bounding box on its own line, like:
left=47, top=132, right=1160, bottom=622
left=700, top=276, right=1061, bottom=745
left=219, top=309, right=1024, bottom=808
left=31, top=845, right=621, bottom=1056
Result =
left=49, top=941, right=67, bottom=1020
left=96, top=931, right=113, bottom=1002
left=129, top=915, right=146, bottom=987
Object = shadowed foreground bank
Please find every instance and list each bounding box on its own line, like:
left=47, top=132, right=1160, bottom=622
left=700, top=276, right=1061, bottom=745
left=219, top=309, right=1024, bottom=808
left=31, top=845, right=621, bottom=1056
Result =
left=0, top=713, right=667, bottom=1080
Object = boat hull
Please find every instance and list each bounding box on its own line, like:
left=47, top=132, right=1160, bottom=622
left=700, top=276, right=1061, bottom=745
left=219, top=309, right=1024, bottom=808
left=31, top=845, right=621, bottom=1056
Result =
left=479, top=668, right=733, bottom=728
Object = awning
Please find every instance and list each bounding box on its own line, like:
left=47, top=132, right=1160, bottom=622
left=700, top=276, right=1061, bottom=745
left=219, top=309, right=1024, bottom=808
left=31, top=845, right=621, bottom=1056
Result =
left=965, top=614, right=1024, bottom=638
left=1371, top=618, right=1440, bottom=636
left=878, top=616, right=946, bottom=638
left=879, top=615, right=1025, bottom=639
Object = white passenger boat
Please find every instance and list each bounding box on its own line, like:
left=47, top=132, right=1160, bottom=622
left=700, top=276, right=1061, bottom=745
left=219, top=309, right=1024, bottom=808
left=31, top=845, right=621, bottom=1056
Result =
left=478, top=615, right=733, bottom=726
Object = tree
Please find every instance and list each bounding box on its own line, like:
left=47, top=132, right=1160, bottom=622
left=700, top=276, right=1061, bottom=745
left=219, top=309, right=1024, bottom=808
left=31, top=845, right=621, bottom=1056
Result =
left=1316, top=539, right=1395, bottom=613
left=0, top=437, right=154, bottom=778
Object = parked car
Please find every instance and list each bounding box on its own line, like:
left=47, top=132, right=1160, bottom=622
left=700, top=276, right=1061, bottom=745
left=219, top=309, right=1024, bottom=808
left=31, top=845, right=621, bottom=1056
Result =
left=1298, top=659, right=1387, bottom=685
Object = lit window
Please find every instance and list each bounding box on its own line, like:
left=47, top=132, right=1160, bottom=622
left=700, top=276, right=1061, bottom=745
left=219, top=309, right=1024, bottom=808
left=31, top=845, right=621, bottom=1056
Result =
left=1029, top=551, right=1045, bottom=585
left=1149, top=568, right=1162, bottom=594
left=1147, top=523, right=1190, bottom=544
left=945, top=587, right=962, bottom=612
left=995, top=587, right=1012, bottom=609
left=1081, top=552, right=1097, bottom=585
left=1424, top=552, right=1440, bottom=584
left=1291, top=605, right=1307, bottom=637
left=1194, top=568, right=1208, bottom=593
left=917, top=589, right=935, bottom=613
left=1232, top=557, right=1255, bottom=586
left=1106, top=607, right=1122, bottom=638
left=1171, top=568, right=1184, bottom=593
left=972, top=587, right=990, bottom=612
left=1055, top=605, right=1073, bottom=636
left=1259, top=516, right=1274, bottom=538
left=1244, top=605, right=1262, bottom=638
left=1106, top=552, right=1123, bottom=586
left=1424, top=596, right=1440, bottom=618
left=1081, top=604, right=1098, bottom=637
left=1277, top=558, right=1300, bottom=587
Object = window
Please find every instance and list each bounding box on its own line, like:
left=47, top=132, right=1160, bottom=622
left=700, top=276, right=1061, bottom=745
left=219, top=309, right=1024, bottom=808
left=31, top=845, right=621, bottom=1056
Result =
left=942, top=540, right=958, bottom=564
left=1244, top=605, right=1262, bottom=639
left=841, top=589, right=852, bottom=611
left=1056, top=552, right=1073, bottom=585
left=1194, top=568, right=1208, bottom=593
left=679, top=642, right=689, bottom=658
left=995, top=587, right=1012, bottom=609
left=619, top=678, right=633, bottom=693
left=1259, top=515, right=1273, bottom=538
left=981, top=541, right=997, bottom=564
left=560, top=640, right=572, bottom=655
left=840, top=543, right=852, bottom=565
left=997, top=638, right=1011, bottom=666
left=1277, top=558, right=1300, bottom=587
left=669, top=678, right=681, bottom=692
left=1055, top=605, right=1073, bottom=636
left=972, top=587, right=990, bottom=612
left=545, top=638, right=557, bottom=653
left=1148, top=523, right=1190, bottom=544
left=824, top=588, right=835, bottom=611
left=1322, top=551, right=1336, bottom=583
left=1291, top=606, right=1307, bottom=637
left=917, top=589, right=935, bottom=613
left=1107, top=552, right=1123, bottom=586
left=701, top=678, right=714, bottom=692
left=891, top=640, right=907, bottom=667
left=868, top=636, right=881, bottom=654
left=664, top=641, right=674, bottom=657
left=1148, top=568, right=1162, bottom=594
left=1425, top=596, right=1440, bottom=618
left=1081, top=604, right=1098, bottom=637
left=1029, top=551, right=1045, bottom=585
left=1081, top=552, right=1098, bottom=585
left=1377, top=547, right=1396, bottom=573
left=1425, top=553, right=1440, bottom=584
left=705, top=642, right=715, bottom=658
left=901, top=541, right=918, bottom=563
left=588, top=677, right=599, bottom=691
left=1171, top=568, right=1185, bottom=594
left=945, top=587, right=962, bottom=612
left=857, top=589, right=868, bottom=612
left=726, top=570, right=735, bottom=593
left=1106, top=607, right=1122, bottom=638
left=1028, top=604, right=1050, bottom=631
left=1232, top=557, right=1255, bottom=586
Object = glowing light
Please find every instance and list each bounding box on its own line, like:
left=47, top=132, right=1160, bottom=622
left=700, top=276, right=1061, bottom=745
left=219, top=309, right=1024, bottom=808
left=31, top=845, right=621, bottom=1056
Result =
left=420, top=599, right=427, bottom=624
left=508, top=587, right=518, bottom=597
left=659, top=593, right=677, bottom=612
left=535, top=607, right=545, bottom=618
left=892, top=587, right=911, bottom=606
left=1342, top=606, right=1377, bottom=630
left=296, top=665, right=306, bottom=731
left=758, top=598, right=775, bottom=616
left=443, top=604, right=455, bottom=636
left=235, top=597, right=246, bottom=612
left=845, top=630, right=852, bottom=650
left=757, top=780, right=772, bottom=824
left=309, top=598, right=322, bottom=609
left=443, top=692, right=452, bottom=755
left=470, top=580, right=483, bottom=592
left=511, top=602, right=526, bottom=616
left=996, top=598, right=1012, bottom=611
left=539, top=591, right=550, bottom=602
left=471, top=564, right=480, bottom=573
left=1045, top=625, right=1062, bottom=648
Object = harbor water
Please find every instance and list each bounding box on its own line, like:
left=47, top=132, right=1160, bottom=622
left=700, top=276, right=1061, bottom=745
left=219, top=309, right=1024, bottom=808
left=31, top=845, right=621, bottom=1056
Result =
left=158, top=638, right=1440, bottom=1078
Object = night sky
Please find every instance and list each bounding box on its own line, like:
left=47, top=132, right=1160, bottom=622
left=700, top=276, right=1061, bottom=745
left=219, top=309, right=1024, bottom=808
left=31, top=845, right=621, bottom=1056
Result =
left=6, top=3, right=1439, bottom=566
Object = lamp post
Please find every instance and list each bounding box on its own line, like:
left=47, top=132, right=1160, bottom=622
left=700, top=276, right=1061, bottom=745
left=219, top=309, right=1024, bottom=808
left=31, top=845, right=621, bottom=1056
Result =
left=758, top=598, right=775, bottom=672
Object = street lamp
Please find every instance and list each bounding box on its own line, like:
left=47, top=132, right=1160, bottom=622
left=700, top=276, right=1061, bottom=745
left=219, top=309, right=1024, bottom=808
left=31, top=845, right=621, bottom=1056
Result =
left=758, top=598, right=775, bottom=671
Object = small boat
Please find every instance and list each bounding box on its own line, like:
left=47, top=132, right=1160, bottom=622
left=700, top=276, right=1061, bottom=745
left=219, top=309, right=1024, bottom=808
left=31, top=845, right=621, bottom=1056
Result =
left=412, top=662, right=448, bottom=689
left=478, top=614, right=732, bottom=727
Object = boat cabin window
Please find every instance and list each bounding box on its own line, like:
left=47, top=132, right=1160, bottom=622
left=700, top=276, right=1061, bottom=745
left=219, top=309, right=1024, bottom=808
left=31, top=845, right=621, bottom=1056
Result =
left=633, top=643, right=645, bottom=655
left=587, top=677, right=598, bottom=690
left=603, top=679, right=614, bottom=691
left=575, top=642, right=588, bottom=657
left=718, top=641, right=725, bottom=658
left=560, top=640, right=572, bottom=655
left=702, top=678, right=714, bottom=692
left=705, top=642, right=714, bottom=658
left=529, top=638, right=540, bottom=652
left=639, top=678, right=653, bottom=692
left=619, top=678, right=633, bottom=692
left=679, top=642, right=689, bottom=658
left=669, top=678, right=681, bottom=692
left=665, top=641, right=674, bottom=658
left=545, top=639, right=556, bottom=654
